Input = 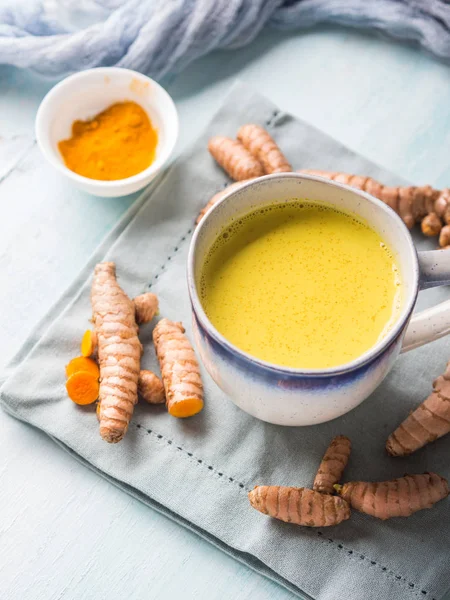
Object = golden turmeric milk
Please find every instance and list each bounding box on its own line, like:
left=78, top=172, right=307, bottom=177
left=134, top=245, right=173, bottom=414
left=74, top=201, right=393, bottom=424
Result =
left=58, top=101, right=158, bottom=180
left=200, top=201, right=402, bottom=369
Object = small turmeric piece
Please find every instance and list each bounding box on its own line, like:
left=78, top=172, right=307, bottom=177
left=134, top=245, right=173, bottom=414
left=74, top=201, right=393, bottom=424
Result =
left=81, top=329, right=97, bottom=357
left=65, top=356, right=100, bottom=379
left=248, top=486, right=351, bottom=527
left=439, top=225, right=450, bottom=248
left=435, top=187, right=450, bottom=219
left=66, top=371, right=99, bottom=405
left=153, top=319, right=204, bottom=418
left=421, top=212, right=442, bottom=237
left=208, top=136, right=264, bottom=181
left=335, top=473, right=448, bottom=519
left=386, top=362, right=450, bottom=456
left=138, top=370, right=165, bottom=404
left=313, top=435, right=352, bottom=494
left=300, top=169, right=450, bottom=236
left=133, top=292, right=159, bottom=324
left=196, top=179, right=254, bottom=225
left=237, top=124, right=291, bottom=174
left=92, top=262, right=142, bottom=443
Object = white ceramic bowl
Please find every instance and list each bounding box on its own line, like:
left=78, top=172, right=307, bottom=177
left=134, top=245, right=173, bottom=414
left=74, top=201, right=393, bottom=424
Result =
left=35, top=67, right=178, bottom=197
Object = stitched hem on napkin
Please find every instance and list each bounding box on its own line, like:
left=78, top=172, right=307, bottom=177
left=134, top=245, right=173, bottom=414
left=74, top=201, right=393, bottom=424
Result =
left=1, top=81, right=449, bottom=600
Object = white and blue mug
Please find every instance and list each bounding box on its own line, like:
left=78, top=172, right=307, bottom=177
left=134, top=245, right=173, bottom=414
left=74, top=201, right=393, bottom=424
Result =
left=187, top=174, right=450, bottom=426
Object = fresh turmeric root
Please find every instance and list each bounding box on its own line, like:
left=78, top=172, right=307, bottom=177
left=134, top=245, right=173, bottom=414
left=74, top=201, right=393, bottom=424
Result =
left=208, top=136, right=264, bottom=181
left=92, top=262, right=143, bottom=443
left=437, top=188, right=450, bottom=221
left=421, top=212, right=442, bottom=237
left=133, top=292, right=159, bottom=325
left=335, top=473, right=448, bottom=519
left=196, top=179, right=254, bottom=225
left=237, top=124, right=291, bottom=174
left=248, top=485, right=350, bottom=527
left=439, top=225, right=450, bottom=248
left=83, top=294, right=158, bottom=357
left=153, top=319, right=204, bottom=418
left=66, top=356, right=100, bottom=379
left=206, top=134, right=450, bottom=244
left=300, top=169, right=450, bottom=239
left=386, top=362, right=450, bottom=456
left=66, top=371, right=99, bottom=405
left=313, top=435, right=352, bottom=494
left=138, top=370, right=165, bottom=404
left=81, top=329, right=97, bottom=357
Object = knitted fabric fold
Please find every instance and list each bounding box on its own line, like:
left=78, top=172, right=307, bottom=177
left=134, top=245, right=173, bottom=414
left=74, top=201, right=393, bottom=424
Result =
left=0, top=0, right=449, bottom=78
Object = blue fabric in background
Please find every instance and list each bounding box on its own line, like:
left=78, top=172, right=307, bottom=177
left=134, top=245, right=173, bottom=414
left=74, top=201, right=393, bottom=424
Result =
left=0, top=0, right=449, bottom=78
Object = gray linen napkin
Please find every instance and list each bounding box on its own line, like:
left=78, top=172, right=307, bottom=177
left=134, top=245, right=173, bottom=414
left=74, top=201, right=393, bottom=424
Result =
left=1, top=82, right=449, bottom=600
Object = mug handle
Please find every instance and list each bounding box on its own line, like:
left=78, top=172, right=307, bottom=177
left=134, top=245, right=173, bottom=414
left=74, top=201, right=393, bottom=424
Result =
left=402, top=250, right=450, bottom=352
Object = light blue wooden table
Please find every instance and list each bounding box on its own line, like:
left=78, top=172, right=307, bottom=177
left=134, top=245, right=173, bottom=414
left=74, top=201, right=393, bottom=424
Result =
left=1, top=27, right=450, bottom=600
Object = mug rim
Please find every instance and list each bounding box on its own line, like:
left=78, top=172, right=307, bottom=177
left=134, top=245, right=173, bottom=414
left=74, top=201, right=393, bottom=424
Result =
left=187, top=173, right=419, bottom=377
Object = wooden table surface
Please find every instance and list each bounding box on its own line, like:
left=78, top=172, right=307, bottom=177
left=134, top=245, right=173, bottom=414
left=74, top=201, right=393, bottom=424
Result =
left=1, top=26, right=450, bottom=600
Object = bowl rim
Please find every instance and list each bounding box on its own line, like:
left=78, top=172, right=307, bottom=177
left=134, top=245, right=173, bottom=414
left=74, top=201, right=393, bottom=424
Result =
left=187, top=172, right=419, bottom=377
left=35, top=67, right=179, bottom=189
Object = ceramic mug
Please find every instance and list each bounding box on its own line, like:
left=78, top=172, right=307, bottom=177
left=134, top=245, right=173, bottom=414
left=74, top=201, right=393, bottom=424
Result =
left=187, top=174, right=450, bottom=426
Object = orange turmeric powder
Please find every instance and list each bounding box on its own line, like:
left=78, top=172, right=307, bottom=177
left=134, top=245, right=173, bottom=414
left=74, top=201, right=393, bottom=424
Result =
left=58, top=101, right=158, bottom=181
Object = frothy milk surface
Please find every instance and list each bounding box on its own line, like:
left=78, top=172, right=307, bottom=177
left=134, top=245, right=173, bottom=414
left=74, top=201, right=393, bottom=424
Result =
left=200, top=201, right=402, bottom=369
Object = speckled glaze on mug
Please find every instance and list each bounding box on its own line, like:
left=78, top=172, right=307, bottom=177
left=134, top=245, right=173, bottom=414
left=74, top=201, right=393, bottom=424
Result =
left=187, top=174, right=450, bottom=426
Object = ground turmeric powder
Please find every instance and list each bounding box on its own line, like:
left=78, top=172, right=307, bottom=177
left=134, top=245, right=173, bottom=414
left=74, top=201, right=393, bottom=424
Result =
left=58, top=101, right=158, bottom=181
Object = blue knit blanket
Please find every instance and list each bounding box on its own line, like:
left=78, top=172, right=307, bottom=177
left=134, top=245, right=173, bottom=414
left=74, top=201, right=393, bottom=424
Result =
left=1, top=1, right=449, bottom=78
